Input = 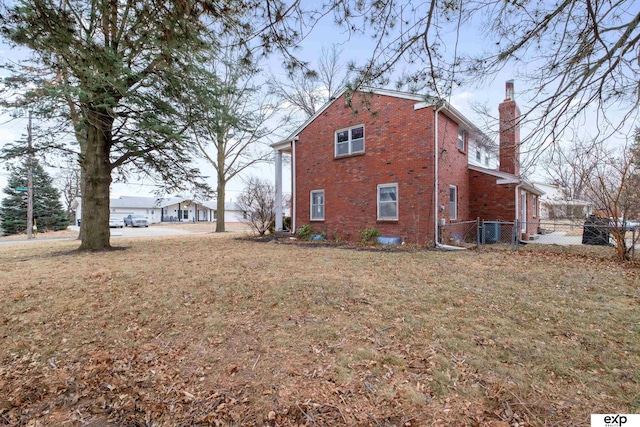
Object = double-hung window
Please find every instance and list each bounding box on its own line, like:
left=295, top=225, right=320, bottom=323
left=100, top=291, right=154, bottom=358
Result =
left=458, top=128, right=466, bottom=151
left=449, top=185, right=457, bottom=220
left=335, top=125, right=364, bottom=156
left=377, top=183, right=398, bottom=220
left=310, top=190, right=325, bottom=221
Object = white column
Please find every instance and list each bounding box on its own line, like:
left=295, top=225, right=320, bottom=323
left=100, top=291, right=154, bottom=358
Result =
left=274, top=149, right=283, bottom=231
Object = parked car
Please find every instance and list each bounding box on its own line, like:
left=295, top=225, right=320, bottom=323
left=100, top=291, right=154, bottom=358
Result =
left=109, top=216, right=124, bottom=228
left=612, top=217, right=640, bottom=230
left=124, top=214, right=149, bottom=227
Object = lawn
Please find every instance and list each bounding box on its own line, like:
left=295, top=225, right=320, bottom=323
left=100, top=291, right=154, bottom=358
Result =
left=0, top=235, right=638, bottom=426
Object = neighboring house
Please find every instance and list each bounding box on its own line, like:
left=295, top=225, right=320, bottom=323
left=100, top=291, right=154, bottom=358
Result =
left=533, top=182, right=592, bottom=220
left=271, top=81, right=544, bottom=244
left=73, top=196, right=248, bottom=225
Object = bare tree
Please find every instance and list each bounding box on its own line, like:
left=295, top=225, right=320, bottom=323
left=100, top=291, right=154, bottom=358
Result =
left=55, top=158, right=82, bottom=221
left=236, top=177, right=275, bottom=236
left=188, top=41, right=277, bottom=233
left=323, top=0, right=639, bottom=147
left=583, top=134, right=640, bottom=261
left=268, top=45, right=351, bottom=121
left=543, top=139, right=601, bottom=201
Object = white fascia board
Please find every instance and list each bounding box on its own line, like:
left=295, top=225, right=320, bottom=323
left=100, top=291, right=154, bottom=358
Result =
left=496, top=178, right=520, bottom=185
left=271, top=138, right=295, bottom=151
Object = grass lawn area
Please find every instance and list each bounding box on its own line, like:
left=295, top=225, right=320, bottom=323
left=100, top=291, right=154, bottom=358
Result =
left=0, top=235, right=638, bottom=426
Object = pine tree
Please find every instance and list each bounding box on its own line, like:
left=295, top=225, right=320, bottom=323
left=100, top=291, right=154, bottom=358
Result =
left=0, top=1, right=304, bottom=250
left=1, top=160, right=69, bottom=235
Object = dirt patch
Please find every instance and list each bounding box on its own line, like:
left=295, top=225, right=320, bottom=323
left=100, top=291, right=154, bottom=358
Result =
left=0, top=234, right=638, bottom=425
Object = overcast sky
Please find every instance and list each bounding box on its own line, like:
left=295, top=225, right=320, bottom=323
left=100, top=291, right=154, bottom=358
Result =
left=0, top=8, right=636, bottom=202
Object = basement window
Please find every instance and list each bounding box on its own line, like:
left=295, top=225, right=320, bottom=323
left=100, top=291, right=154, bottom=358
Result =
left=335, top=125, right=364, bottom=156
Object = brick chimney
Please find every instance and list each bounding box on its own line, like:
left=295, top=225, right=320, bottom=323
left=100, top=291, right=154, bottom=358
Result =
left=498, top=80, right=520, bottom=176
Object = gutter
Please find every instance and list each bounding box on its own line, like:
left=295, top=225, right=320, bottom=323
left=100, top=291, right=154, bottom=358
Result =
left=434, top=103, right=446, bottom=246
left=432, top=103, right=463, bottom=250
left=292, top=138, right=297, bottom=232
left=515, top=183, right=522, bottom=235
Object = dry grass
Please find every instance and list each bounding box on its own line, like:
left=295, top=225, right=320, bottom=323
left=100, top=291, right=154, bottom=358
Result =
left=153, top=221, right=252, bottom=232
left=0, top=235, right=638, bottom=426
left=0, top=228, right=79, bottom=241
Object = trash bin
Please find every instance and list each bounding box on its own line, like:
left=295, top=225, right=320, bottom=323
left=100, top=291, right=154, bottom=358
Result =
left=582, top=215, right=609, bottom=245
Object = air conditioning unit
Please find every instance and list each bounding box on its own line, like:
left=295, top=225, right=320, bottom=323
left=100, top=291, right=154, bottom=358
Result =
left=484, top=221, right=501, bottom=244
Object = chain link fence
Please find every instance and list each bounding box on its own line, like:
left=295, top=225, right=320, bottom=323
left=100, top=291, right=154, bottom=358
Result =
left=438, top=220, right=480, bottom=248
left=439, top=218, right=638, bottom=259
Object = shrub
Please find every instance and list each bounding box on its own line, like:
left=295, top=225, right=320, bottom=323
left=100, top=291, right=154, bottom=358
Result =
left=296, top=224, right=314, bottom=240
left=283, top=216, right=292, bottom=231
left=360, top=227, right=381, bottom=244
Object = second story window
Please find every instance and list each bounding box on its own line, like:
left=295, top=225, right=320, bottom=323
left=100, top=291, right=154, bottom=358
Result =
left=335, top=125, right=364, bottom=156
left=458, top=128, right=467, bottom=151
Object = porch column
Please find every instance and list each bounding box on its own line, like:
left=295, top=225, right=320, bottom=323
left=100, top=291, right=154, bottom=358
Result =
left=275, top=149, right=283, bottom=231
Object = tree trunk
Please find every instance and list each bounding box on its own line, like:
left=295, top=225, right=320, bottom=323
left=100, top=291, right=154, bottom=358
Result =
left=78, top=109, right=113, bottom=250
left=215, top=140, right=226, bottom=233
left=216, top=180, right=225, bottom=232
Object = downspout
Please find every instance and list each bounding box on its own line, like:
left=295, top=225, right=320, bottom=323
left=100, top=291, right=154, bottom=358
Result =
left=433, top=103, right=465, bottom=250
left=291, top=138, right=297, bottom=233
left=515, top=183, right=522, bottom=240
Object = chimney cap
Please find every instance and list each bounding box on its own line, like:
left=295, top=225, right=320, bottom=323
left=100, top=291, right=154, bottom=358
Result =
left=505, top=80, right=515, bottom=100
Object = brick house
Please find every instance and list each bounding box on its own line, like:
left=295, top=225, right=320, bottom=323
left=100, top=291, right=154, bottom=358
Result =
left=272, top=81, right=543, bottom=244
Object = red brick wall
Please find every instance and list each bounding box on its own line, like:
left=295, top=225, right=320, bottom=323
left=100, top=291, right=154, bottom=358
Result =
left=294, top=92, right=438, bottom=243
left=498, top=87, right=521, bottom=176
left=524, top=192, right=540, bottom=238
left=468, top=170, right=541, bottom=239
left=468, top=171, right=517, bottom=221
left=436, top=113, right=470, bottom=223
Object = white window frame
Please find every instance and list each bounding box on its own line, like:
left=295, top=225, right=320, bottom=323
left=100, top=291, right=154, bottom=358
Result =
left=335, top=125, right=365, bottom=157
left=377, top=183, right=398, bottom=221
left=457, top=128, right=466, bottom=151
left=532, top=195, right=538, bottom=218
left=310, top=189, right=325, bottom=221
left=475, top=148, right=481, bottom=162
left=449, top=185, right=457, bottom=220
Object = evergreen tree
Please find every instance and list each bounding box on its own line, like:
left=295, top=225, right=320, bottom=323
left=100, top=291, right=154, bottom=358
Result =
left=1, top=160, right=69, bottom=235
left=0, top=0, right=301, bottom=250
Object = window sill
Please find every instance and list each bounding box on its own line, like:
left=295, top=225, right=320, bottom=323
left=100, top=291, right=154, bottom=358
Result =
left=310, top=219, right=325, bottom=222
left=457, top=148, right=466, bottom=154
left=334, top=152, right=365, bottom=160
left=377, top=218, right=398, bottom=222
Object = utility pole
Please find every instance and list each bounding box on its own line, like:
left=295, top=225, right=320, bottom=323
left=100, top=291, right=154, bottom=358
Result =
left=26, top=110, right=34, bottom=239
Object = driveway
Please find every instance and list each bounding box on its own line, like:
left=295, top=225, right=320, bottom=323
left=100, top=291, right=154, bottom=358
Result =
left=107, top=226, right=194, bottom=238
left=533, top=230, right=639, bottom=249
left=533, top=231, right=582, bottom=246
left=0, top=225, right=202, bottom=245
